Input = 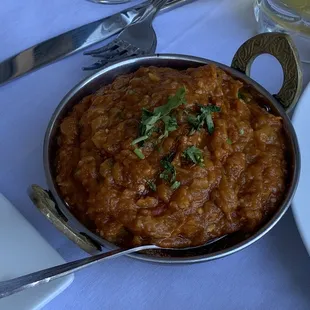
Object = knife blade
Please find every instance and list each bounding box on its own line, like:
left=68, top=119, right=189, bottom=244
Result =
left=0, top=0, right=193, bottom=86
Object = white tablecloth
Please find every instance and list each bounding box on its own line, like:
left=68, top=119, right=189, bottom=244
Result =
left=1, top=0, right=310, bottom=309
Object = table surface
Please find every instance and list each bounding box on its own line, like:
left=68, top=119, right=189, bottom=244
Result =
left=1, top=0, right=310, bottom=309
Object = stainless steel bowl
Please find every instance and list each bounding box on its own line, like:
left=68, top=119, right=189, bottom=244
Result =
left=30, top=33, right=302, bottom=263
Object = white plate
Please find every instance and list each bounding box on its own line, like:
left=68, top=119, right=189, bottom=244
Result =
left=0, top=193, right=74, bottom=310
left=292, top=82, right=310, bottom=256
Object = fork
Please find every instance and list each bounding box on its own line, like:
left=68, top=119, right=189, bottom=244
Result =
left=83, top=0, right=168, bottom=70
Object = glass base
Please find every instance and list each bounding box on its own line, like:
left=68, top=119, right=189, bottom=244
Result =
left=254, top=0, right=310, bottom=63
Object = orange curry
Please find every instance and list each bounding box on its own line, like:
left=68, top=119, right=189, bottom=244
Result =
left=55, top=64, right=287, bottom=248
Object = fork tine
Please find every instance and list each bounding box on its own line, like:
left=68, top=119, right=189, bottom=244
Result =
left=92, top=49, right=139, bottom=62
left=84, top=41, right=118, bottom=56
left=97, top=53, right=134, bottom=64
left=91, top=47, right=137, bottom=60
left=83, top=51, right=141, bottom=71
left=82, top=60, right=108, bottom=71
left=90, top=46, right=126, bottom=59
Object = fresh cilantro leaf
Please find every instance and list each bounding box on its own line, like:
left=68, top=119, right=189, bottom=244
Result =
left=159, top=115, right=178, bottom=140
left=132, top=135, right=149, bottom=145
left=206, top=113, right=215, bottom=134
left=171, top=181, right=181, bottom=190
left=200, top=105, right=221, bottom=114
left=141, top=108, right=153, bottom=123
left=159, top=169, right=171, bottom=182
left=238, top=91, right=246, bottom=100
left=132, top=87, right=186, bottom=146
left=188, top=104, right=220, bottom=135
left=188, top=114, right=201, bottom=135
left=227, top=138, right=232, bottom=145
left=160, top=153, right=179, bottom=189
left=134, top=148, right=145, bottom=159
left=132, top=109, right=161, bottom=145
left=154, top=87, right=186, bottom=116
left=238, top=91, right=251, bottom=103
left=183, top=146, right=204, bottom=166
left=146, top=180, right=157, bottom=191
left=160, top=160, right=175, bottom=182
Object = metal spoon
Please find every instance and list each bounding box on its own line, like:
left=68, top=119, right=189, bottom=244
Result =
left=0, top=237, right=225, bottom=299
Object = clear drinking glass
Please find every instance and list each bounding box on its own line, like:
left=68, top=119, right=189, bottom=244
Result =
left=254, top=0, right=310, bottom=63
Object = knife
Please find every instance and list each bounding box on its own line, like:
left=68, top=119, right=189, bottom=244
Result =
left=0, top=0, right=194, bottom=86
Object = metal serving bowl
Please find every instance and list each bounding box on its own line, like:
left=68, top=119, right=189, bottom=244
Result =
left=30, top=33, right=302, bottom=263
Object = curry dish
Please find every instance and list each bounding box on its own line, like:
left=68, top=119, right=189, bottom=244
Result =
left=55, top=64, right=287, bottom=248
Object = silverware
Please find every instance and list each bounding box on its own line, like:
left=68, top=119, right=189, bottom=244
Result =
left=0, top=236, right=225, bottom=299
left=84, top=0, right=168, bottom=70
left=0, top=0, right=193, bottom=86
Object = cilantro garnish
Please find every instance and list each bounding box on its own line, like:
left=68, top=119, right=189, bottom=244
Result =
left=171, top=181, right=181, bottom=190
left=134, top=148, right=145, bottom=159
left=159, top=115, right=178, bottom=140
left=153, top=87, right=186, bottom=116
left=160, top=159, right=176, bottom=182
left=227, top=138, right=232, bottom=145
left=238, top=91, right=246, bottom=100
left=188, top=104, right=220, bottom=135
left=182, top=146, right=204, bottom=166
left=160, top=153, right=179, bottom=189
left=132, top=108, right=160, bottom=146
left=238, top=91, right=251, bottom=103
left=131, top=87, right=186, bottom=158
left=146, top=180, right=157, bottom=192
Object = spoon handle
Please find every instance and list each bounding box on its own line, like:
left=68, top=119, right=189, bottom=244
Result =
left=0, top=245, right=157, bottom=299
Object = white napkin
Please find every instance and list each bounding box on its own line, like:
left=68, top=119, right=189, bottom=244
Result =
left=0, top=194, right=73, bottom=310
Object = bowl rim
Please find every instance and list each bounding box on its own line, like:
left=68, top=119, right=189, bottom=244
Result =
left=43, top=53, right=301, bottom=263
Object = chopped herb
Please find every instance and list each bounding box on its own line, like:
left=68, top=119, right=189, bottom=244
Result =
left=134, top=148, right=145, bottom=159
left=141, top=108, right=155, bottom=122
left=206, top=113, right=215, bottom=134
left=239, top=128, right=244, bottom=135
left=182, top=146, right=204, bottom=166
left=147, top=180, right=157, bottom=192
left=153, top=87, right=186, bottom=116
left=188, top=104, right=221, bottom=135
left=238, top=91, right=251, bottom=103
left=171, top=181, right=181, bottom=190
left=160, top=160, right=176, bottom=183
left=132, top=135, right=149, bottom=145
left=188, top=115, right=199, bottom=135
left=132, top=108, right=161, bottom=145
left=160, top=153, right=179, bottom=189
left=132, top=87, right=186, bottom=146
left=159, top=115, right=178, bottom=140
left=227, top=138, right=232, bottom=145
left=238, top=91, right=246, bottom=100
